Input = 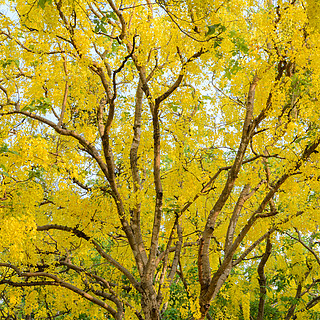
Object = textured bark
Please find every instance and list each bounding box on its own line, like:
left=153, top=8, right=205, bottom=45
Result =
left=141, top=285, right=160, bottom=320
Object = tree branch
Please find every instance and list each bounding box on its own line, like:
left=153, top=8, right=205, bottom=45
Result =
left=36, top=224, right=141, bottom=292
left=0, top=263, right=118, bottom=317
left=199, top=74, right=260, bottom=309
left=257, top=236, right=272, bottom=320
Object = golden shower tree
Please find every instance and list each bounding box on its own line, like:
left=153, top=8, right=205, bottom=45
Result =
left=0, top=0, right=320, bottom=319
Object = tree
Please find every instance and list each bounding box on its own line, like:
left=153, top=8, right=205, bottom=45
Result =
left=0, top=0, right=320, bottom=319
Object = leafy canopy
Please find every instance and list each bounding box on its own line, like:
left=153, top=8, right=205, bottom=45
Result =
left=0, top=0, right=320, bottom=319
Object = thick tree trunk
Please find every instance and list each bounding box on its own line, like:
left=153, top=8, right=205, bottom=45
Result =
left=141, top=299, right=160, bottom=320
left=141, top=284, right=160, bottom=320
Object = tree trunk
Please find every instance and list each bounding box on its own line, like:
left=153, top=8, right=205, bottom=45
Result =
left=141, top=285, right=160, bottom=320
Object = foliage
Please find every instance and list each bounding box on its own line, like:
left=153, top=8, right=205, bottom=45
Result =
left=0, top=0, right=320, bottom=319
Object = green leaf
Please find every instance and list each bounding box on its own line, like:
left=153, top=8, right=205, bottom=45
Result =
left=295, top=136, right=307, bottom=144
left=225, top=69, right=232, bottom=80
left=229, top=31, right=249, bottom=55
left=43, top=97, right=51, bottom=104
left=0, top=144, right=9, bottom=153
left=206, top=24, right=219, bottom=36
left=169, top=103, right=179, bottom=112
left=13, top=59, right=20, bottom=68
left=214, top=39, right=222, bottom=48
left=0, top=144, right=19, bottom=155
left=38, top=0, right=46, bottom=8
left=224, top=59, right=242, bottom=79
left=1, top=59, right=20, bottom=68
left=122, top=111, right=131, bottom=120
left=238, top=41, right=249, bottom=54
left=104, top=11, right=117, bottom=20
left=0, top=164, right=9, bottom=177
left=28, top=167, right=45, bottom=182
left=100, top=24, right=107, bottom=33
left=0, top=171, right=10, bottom=177
left=38, top=0, right=52, bottom=9
left=22, top=97, right=51, bottom=114
left=206, top=24, right=226, bottom=37
left=94, top=21, right=107, bottom=33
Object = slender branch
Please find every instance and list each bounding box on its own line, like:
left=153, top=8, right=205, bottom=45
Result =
left=167, top=221, right=183, bottom=284
left=1, top=110, right=110, bottom=178
left=129, top=79, right=148, bottom=267
left=0, top=30, right=65, bottom=55
left=155, top=48, right=205, bottom=105
left=285, top=281, right=304, bottom=319
left=141, top=48, right=207, bottom=283
left=233, top=211, right=303, bottom=267
left=0, top=279, right=57, bottom=287
left=106, top=0, right=126, bottom=40
left=257, top=236, right=272, bottom=320
left=225, top=184, right=252, bottom=253
left=111, top=35, right=137, bottom=102
left=0, top=263, right=117, bottom=317
left=58, top=55, right=69, bottom=127
left=157, top=216, right=178, bottom=291
left=97, top=96, right=107, bottom=138
left=199, top=74, right=260, bottom=309
left=36, top=224, right=141, bottom=292
left=233, top=230, right=274, bottom=267
left=286, top=229, right=320, bottom=266
left=180, top=155, right=272, bottom=216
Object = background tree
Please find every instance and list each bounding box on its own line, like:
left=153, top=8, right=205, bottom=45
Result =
left=0, top=0, right=320, bottom=319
